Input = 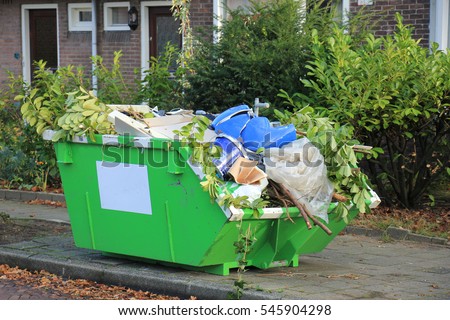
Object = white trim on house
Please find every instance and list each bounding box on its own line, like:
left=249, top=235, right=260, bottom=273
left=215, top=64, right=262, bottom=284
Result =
left=430, top=0, right=450, bottom=50
left=68, top=3, right=93, bottom=32
left=140, top=1, right=173, bottom=78
left=103, top=1, right=130, bottom=31
left=342, top=0, right=350, bottom=24
left=21, top=4, right=60, bottom=84
left=212, top=0, right=222, bottom=43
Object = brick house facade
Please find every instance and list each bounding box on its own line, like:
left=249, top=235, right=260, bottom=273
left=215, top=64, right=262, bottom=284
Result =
left=0, top=0, right=448, bottom=87
left=0, top=0, right=214, bottom=86
left=348, top=0, right=431, bottom=47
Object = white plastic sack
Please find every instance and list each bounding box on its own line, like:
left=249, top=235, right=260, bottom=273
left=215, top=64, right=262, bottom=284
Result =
left=263, top=138, right=334, bottom=222
left=231, top=178, right=269, bottom=203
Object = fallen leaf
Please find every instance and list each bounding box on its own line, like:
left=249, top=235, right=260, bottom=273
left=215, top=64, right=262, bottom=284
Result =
left=0, top=264, right=183, bottom=300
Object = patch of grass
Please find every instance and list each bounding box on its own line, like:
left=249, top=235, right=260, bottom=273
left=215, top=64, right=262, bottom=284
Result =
left=0, top=211, right=10, bottom=223
left=380, top=232, right=393, bottom=243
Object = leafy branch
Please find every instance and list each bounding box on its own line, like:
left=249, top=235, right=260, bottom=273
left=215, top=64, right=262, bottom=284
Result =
left=276, top=91, right=377, bottom=220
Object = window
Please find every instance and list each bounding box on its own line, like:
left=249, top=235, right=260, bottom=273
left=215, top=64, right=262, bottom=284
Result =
left=104, top=2, right=130, bottom=31
left=430, top=0, right=450, bottom=50
left=309, top=0, right=348, bottom=21
left=226, top=0, right=252, bottom=12
left=220, top=0, right=348, bottom=22
left=220, top=0, right=263, bottom=20
left=68, top=3, right=92, bottom=31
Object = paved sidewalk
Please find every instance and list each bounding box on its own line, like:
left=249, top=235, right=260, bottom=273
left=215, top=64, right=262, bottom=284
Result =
left=0, top=198, right=69, bottom=224
left=0, top=199, right=449, bottom=300
left=0, top=278, right=71, bottom=300
left=1, top=233, right=448, bottom=299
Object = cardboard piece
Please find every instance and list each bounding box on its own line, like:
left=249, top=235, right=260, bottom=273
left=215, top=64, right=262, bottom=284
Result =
left=143, top=114, right=193, bottom=127
left=143, top=114, right=216, bottom=142
left=228, top=157, right=267, bottom=185
left=108, top=110, right=151, bottom=137
left=107, top=104, right=152, bottom=114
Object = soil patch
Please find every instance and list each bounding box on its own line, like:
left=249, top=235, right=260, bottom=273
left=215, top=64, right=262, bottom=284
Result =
left=351, top=205, right=450, bottom=240
left=0, top=215, right=72, bottom=245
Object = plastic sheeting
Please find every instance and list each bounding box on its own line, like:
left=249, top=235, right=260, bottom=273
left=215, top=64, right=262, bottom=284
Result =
left=264, top=138, right=334, bottom=222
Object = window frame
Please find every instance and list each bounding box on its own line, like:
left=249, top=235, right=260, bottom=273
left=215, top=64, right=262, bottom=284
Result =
left=430, top=0, right=450, bottom=50
left=68, top=3, right=93, bottom=32
left=103, top=1, right=130, bottom=31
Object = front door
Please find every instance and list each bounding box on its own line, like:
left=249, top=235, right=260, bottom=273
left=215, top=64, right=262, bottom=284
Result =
left=148, top=7, right=182, bottom=59
left=29, top=9, right=58, bottom=78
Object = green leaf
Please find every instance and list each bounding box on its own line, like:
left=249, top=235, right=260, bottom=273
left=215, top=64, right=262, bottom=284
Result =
left=20, top=102, right=30, bottom=114
left=51, top=130, right=66, bottom=142
left=330, top=136, right=338, bottom=151
left=82, top=110, right=95, bottom=117
left=29, top=117, right=37, bottom=127
left=350, top=183, right=360, bottom=194
left=372, top=147, right=384, bottom=154
left=428, top=194, right=435, bottom=207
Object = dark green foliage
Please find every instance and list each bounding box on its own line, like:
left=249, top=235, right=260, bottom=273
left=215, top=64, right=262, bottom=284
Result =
left=184, top=0, right=373, bottom=112
left=0, top=70, right=60, bottom=190
left=298, top=14, right=450, bottom=208
left=2, top=47, right=185, bottom=189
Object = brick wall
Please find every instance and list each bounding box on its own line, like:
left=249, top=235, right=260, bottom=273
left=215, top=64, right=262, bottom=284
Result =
left=59, top=1, right=92, bottom=78
left=191, top=0, right=214, bottom=28
left=95, top=0, right=141, bottom=85
left=350, top=0, right=431, bottom=47
left=0, top=2, right=23, bottom=86
left=0, top=0, right=94, bottom=87
left=0, top=0, right=143, bottom=88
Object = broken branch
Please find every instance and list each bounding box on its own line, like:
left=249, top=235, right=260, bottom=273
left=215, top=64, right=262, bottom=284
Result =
left=270, top=180, right=310, bottom=228
left=332, top=192, right=348, bottom=202
left=299, top=202, right=333, bottom=236
left=270, top=180, right=295, bottom=224
left=271, top=180, right=333, bottom=235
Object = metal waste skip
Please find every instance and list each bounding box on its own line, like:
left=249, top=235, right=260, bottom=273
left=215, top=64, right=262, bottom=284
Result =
left=50, top=132, right=363, bottom=276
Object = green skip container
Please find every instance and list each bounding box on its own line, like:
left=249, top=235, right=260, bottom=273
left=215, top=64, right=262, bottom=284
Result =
left=52, top=133, right=360, bottom=276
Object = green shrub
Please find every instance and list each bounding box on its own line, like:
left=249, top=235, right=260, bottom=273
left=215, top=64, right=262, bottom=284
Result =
left=298, top=14, right=450, bottom=208
left=184, top=0, right=373, bottom=112
left=0, top=69, right=60, bottom=190
left=138, top=44, right=186, bottom=110
left=12, top=61, right=88, bottom=189
left=93, top=46, right=185, bottom=110
left=92, top=51, right=141, bottom=104
left=9, top=49, right=182, bottom=190
left=18, top=61, right=87, bottom=137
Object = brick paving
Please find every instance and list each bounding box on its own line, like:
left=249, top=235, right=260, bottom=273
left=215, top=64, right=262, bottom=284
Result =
left=0, top=278, right=71, bottom=300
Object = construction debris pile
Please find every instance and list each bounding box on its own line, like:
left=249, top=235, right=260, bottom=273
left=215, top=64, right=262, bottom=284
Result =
left=106, top=103, right=355, bottom=225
